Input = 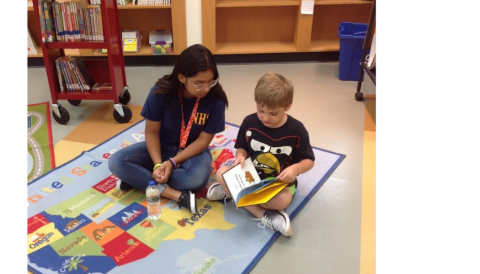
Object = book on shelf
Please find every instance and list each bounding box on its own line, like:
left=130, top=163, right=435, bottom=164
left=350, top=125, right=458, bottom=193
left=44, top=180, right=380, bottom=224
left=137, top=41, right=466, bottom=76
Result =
left=28, top=29, right=38, bottom=55
left=56, top=56, right=96, bottom=92
left=54, top=57, right=66, bottom=92
left=222, top=157, right=288, bottom=208
left=90, top=0, right=134, bottom=6
left=73, top=56, right=96, bottom=90
left=117, top=0, right=132, bottom=5
left=38, top=0, right=103, bottom=43
left=91, top=83, right=113, bottom=91
left=134, top=0, right=171, bottom=5
left=57, top=57, right=74, bottom=91
left=43, top=1, right=57, bottom=42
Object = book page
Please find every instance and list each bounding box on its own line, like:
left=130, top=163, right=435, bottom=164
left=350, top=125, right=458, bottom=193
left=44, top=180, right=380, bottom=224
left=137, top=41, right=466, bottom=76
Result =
left=222, top=158, right=262, bottom=204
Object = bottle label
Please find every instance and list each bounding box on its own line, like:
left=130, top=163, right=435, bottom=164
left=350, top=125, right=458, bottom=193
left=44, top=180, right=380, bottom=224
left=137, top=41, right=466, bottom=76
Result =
left=146, top=188, right=160, bottom=203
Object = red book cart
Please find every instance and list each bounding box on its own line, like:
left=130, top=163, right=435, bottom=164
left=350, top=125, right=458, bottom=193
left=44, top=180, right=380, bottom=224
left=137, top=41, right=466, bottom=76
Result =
left=32, top=0, right=132, bottom=124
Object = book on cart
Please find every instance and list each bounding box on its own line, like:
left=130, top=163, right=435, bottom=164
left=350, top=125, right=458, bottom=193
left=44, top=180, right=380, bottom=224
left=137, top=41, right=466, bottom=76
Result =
left=222, top=157, right=288, bottom=208
left=38, top=0, right=102, bottom=43
left=55, top=56, right=96, bottom=92
left=72, top=56, right=96, bottom=90
left=91, top=83, right=113, bottom=93
left=54, top=57, right=66, bottom=92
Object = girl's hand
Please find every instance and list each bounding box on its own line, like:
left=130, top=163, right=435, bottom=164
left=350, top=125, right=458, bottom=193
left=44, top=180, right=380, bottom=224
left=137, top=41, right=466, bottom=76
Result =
left=153, top=162, right=172, bottom=184
left=152, top=166, right=166, bottom=184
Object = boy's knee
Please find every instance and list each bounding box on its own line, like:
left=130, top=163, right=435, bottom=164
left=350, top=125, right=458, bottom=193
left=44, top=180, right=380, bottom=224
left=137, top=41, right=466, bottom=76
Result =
left=217, top=165, right=232, bottom=175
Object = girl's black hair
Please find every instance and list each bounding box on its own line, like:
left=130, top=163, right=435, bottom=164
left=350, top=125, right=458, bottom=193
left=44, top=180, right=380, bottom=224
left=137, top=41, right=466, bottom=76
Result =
left=153, top=44, right=228, bottom=108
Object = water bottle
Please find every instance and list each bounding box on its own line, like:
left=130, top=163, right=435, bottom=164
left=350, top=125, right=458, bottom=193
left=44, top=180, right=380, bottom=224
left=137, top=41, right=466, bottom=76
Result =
left=146, top=181, right=161, bottom=220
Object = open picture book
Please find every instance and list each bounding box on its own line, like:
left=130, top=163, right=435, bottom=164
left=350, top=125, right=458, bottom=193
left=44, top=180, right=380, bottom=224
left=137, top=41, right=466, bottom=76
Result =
left=222, top=157, right=288, bottom=208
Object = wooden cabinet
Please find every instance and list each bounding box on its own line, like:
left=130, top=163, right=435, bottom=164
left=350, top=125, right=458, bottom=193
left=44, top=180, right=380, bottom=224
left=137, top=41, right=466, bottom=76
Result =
left=27, top=0, right=186, bottom=58
left=201, top=0, right=373, bottom=54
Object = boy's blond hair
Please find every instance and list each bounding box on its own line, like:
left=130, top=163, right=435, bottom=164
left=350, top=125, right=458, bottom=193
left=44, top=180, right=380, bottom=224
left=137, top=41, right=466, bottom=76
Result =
left=254, top=72, right=294, bottom=109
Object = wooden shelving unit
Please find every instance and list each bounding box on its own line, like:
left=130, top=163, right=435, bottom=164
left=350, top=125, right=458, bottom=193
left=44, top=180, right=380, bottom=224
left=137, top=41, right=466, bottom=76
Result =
left=202, top=0, right=373, bottom=54
left=27, top=0, right=186, bottom=59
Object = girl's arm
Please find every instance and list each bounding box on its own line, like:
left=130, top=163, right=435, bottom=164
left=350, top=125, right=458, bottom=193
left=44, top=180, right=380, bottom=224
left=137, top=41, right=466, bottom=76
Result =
left=145, top=119, right=162, bottom=165
left=169, top=131, right=215, bottom=166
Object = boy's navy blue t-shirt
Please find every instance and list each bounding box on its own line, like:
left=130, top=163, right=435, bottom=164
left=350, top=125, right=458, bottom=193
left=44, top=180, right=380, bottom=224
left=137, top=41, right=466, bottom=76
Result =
left=141, top=85, right=226, bottom=147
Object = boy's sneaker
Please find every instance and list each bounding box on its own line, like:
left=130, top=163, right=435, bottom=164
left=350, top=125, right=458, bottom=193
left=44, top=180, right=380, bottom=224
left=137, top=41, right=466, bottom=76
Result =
left=178, top=191, right=197, bottom=214
left=116, top=179, right=133, bottom=192
left=206, top=182, right=231, bottom=201
left=257, top=210, right=293, bottom=237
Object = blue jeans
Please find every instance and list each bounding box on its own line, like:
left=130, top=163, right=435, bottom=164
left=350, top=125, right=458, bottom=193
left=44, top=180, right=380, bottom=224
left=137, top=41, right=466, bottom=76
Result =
left=108, top=142, right=212, bottom=193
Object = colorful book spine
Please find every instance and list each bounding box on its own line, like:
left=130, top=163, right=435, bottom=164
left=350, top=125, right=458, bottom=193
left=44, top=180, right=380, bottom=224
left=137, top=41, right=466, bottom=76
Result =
left=64, top=57, right=79, bottom=91
left=97, top=8, right=104, bottom=41
left=59, top=2, right=69, bottom=42
left=45, top=1, right=57, bottom=42
left=67, top=2, right=76, bottom=41
left=54, top=57, right=65, bottom=92
left=59, top=57, right=72, bottom=91
left=77, top=6, right=85, bottom=41
left=38, top=1, right=47, bottom=43
left=70, top=60, right=87, bottom=91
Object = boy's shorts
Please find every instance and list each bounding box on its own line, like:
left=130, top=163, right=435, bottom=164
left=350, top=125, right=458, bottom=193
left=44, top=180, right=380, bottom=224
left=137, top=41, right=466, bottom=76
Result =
left=287, top=182, right=297, bottom=196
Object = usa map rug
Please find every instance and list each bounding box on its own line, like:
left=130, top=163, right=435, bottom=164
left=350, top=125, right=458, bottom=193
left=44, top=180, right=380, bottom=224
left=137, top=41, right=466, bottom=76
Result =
left=27, top=120, right=345, bottom=274
left=28, top=102, right=55, bottom=183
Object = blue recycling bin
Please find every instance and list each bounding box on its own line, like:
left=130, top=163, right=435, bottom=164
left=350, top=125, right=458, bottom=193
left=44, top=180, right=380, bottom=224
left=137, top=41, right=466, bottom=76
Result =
left=338, top=22, right=369, bottom=81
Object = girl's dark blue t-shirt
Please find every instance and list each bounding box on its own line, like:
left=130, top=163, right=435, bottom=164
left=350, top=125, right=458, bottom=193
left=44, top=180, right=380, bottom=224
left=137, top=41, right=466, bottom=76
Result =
left=141, top=85, right=226, bottom=147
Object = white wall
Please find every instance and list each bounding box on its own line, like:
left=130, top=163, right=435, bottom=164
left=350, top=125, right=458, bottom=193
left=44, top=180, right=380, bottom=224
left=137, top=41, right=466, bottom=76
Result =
left=185, top=0, right=202, bottom=46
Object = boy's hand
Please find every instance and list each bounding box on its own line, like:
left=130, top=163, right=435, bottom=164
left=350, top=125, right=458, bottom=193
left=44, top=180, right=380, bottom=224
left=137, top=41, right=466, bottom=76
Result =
left=276, top=166, right=297, bottom=183
left=234, top=156, right=246, bottom=168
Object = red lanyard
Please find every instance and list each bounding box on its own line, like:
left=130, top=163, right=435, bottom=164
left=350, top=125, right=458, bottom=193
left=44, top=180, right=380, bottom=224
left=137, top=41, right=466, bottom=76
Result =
left=179, top=93, right=200, bottom=149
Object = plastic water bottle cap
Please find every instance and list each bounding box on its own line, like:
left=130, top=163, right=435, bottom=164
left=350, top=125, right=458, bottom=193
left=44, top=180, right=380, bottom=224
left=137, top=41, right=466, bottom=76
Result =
left=149, top=180, right=155, bottom=186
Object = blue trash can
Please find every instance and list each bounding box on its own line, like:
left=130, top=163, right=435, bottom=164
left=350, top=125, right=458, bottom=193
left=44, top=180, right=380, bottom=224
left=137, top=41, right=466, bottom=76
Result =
left=338, top=22, right=369, bottom=81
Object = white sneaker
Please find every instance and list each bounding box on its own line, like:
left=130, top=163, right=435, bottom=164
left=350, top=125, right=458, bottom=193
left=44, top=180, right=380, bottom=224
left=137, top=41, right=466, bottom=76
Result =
left=257, top=210, right=293, bottom=237
left=206, top=182, right=231, bottom=201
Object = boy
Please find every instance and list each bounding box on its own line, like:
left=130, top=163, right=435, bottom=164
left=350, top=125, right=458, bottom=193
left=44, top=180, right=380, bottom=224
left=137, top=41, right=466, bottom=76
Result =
left=206, top=72, right=315, bottom=236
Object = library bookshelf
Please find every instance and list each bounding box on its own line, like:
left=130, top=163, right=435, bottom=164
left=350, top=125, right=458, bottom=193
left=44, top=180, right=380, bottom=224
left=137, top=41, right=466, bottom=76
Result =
left=201, top=0, right=373, bottom=55
left=28, top=1, right=187, bottom=59
left=32, top=0, right=133, bottom=124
